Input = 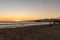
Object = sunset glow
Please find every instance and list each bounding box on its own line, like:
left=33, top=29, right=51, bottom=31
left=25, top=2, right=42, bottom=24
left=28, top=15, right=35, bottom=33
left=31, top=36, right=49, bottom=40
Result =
left=0, top=0, right=60, bottom=21
left=15, top=19, right=21, bottom=21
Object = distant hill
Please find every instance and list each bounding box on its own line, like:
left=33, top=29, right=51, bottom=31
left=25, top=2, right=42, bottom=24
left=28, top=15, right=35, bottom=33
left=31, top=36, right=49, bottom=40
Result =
left=24, top=18, right=60, bottom=22
left=56, top=17, right=60, bottom=21
left=35, top=19, right=60, bottom=22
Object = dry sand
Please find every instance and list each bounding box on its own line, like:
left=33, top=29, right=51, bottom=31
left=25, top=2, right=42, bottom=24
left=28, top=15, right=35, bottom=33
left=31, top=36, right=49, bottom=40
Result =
left=0, top=24, right=60, bottom=40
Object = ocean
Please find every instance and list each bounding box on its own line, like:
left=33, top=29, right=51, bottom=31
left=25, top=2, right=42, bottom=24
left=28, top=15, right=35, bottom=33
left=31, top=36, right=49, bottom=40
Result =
left=0, top=22, right=53, bottom=28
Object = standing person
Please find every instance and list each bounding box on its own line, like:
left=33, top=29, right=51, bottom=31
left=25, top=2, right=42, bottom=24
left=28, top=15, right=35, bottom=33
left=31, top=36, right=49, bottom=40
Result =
left=53, top=21, right=55, bottom=25
left=50, top=21, right=53, bottom=27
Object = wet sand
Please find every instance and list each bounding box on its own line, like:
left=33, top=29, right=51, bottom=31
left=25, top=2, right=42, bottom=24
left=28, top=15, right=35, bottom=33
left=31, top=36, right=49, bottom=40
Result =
left=0, top=24, right=60, bottom=40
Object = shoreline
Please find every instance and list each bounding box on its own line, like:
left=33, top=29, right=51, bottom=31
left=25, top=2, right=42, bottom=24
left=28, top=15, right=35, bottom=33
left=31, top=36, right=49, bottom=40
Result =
left=0, top=23, right=60, bottom=29
left=0, top=24, right=60, bottom=40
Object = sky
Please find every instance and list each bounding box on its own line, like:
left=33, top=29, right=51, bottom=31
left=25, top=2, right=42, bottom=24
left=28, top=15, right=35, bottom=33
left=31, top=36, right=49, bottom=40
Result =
left=0, top=0, right=60, bottom=21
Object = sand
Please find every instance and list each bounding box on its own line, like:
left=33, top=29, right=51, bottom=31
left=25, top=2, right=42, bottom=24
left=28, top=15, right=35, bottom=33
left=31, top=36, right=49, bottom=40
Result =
left=0, top=24, right=60, bottom=40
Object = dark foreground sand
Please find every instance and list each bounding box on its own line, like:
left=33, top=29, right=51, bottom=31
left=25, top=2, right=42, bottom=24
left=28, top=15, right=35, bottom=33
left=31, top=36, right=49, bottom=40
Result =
left=0, top=24, right=60, bottom=40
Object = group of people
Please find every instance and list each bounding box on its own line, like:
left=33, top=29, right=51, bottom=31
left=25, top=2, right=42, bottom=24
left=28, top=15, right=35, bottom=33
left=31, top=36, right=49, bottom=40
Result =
left=50, top=20, right=60, bottom=27
left=50, top=21, right=55, bottom=27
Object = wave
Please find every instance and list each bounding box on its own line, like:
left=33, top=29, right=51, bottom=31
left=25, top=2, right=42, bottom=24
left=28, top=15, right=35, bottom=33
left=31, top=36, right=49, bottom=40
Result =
left=0, top=22, right=51, bottom=28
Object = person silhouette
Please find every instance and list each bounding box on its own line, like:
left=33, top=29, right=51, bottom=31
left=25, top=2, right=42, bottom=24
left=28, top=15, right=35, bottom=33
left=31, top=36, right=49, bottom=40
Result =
left=50, top=21, right=53, bottom=27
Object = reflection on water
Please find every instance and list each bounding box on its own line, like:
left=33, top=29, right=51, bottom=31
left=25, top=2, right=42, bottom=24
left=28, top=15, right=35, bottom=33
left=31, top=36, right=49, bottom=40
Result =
left=0, top=22, right=57, bottom=28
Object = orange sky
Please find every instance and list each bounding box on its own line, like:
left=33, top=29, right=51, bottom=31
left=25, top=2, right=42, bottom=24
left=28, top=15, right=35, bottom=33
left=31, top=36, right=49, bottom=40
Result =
left=0, top=17, right=40, bottom=21
left=0, top=16, right=59, bottom=21
left=0, top=0, right=60, bottom=21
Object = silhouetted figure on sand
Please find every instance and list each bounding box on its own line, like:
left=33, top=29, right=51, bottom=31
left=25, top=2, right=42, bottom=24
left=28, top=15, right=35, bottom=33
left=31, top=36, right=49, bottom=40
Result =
left=50, top=20, right=56, bottom=27
left=50, top=21, right=53, bottom=27
left=53, top=21, right=55, bottom=25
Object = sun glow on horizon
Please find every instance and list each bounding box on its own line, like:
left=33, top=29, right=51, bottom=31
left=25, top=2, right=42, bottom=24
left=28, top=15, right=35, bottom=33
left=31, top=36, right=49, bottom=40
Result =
left=14, top=19, right=21, bottom=21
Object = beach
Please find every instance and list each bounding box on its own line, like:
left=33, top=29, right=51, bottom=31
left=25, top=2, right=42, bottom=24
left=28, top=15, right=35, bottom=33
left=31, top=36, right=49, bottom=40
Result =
left=0, top=24, right=60, bottom=40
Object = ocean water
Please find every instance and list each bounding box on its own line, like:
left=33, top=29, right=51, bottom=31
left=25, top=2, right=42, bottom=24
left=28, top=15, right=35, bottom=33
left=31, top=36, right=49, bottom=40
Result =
left=0, top=22, right=52, bottom=28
